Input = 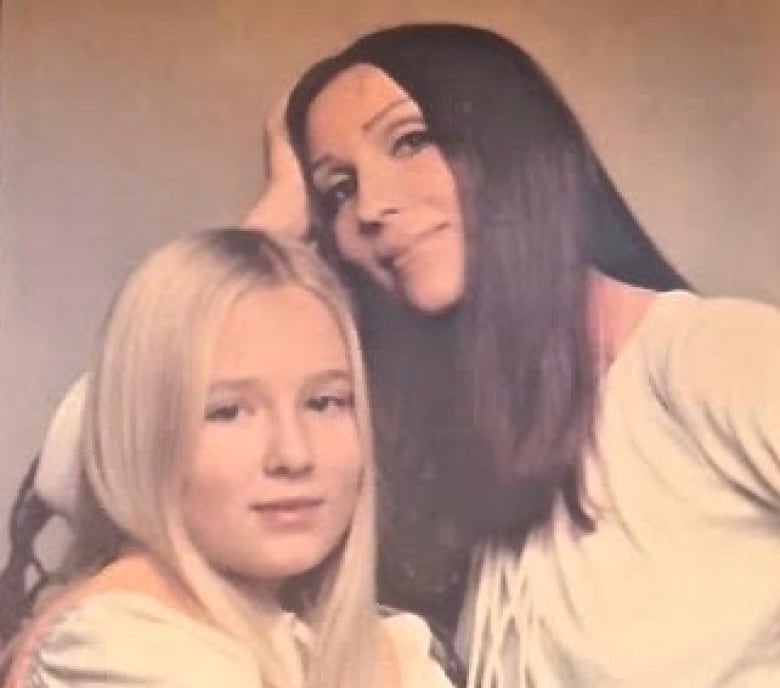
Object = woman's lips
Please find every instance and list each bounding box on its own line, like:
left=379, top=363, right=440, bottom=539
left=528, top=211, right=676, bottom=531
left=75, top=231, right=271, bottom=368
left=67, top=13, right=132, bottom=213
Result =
left=390, top=224, right=446, bottom=271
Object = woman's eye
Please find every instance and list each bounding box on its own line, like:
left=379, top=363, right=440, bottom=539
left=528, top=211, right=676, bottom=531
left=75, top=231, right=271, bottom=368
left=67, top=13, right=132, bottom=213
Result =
left=305, top=392, right=355, bottom=414
left=391, top=128, right=433, bottom=157
left=319, top=176, right=357, bottom=216
left=204, top=403, right=243, bottom=422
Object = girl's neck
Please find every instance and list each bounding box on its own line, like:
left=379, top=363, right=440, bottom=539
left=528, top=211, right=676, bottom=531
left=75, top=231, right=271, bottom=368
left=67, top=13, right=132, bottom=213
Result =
left=96, top=548, right=282, bottom=620
left=225, top=571, right=282, bottom=614
left=588, top=270, right=660, bottom=372
left=80, top=547, right=204, bottom=619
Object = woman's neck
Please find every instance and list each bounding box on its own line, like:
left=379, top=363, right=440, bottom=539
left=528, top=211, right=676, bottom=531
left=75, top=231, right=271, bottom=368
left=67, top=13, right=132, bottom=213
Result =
left=588, top=270, right=660, bottom=372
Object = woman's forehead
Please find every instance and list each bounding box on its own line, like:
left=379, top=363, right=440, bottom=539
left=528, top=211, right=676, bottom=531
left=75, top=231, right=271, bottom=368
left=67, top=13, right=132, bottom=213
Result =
left=314, top=65, right=415, bottom=115
left=306, top=65, right=419, bottom=145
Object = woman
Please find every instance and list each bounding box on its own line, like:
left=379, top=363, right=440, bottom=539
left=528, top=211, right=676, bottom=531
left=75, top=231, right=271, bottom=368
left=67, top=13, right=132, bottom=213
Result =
left=246, top=23, right=780, bottom=687
left=4, top=229, right=454, bottom=688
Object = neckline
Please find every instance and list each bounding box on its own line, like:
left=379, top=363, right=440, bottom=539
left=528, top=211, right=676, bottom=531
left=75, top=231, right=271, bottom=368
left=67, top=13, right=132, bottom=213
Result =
left=602, top=289, right=694, bottom=380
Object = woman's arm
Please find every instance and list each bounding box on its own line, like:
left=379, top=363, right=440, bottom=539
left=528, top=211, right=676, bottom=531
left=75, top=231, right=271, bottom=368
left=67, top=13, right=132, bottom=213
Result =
left=243, top=98, right=309, bottom=238
left=662, top=296, right=780, bottom=506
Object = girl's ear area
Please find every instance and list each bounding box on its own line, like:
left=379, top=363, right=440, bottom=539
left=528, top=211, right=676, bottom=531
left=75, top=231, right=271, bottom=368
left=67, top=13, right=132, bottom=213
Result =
left=242, top=96, right=310, bottom=238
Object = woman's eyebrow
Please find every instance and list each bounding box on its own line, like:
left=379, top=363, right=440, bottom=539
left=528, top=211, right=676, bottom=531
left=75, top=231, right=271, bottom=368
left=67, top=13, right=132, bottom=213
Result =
left=310, top=98, right=414, bottom=175
left=361, top=97, right=411, bottom=133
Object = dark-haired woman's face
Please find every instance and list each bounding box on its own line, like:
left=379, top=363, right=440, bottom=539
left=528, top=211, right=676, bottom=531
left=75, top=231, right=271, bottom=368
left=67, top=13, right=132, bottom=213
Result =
left=306, top=65, right=465, bottom=314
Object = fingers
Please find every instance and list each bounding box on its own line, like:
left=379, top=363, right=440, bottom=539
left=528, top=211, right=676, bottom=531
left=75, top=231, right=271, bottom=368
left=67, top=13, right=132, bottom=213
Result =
left=243, top=96, right=310, bottom=237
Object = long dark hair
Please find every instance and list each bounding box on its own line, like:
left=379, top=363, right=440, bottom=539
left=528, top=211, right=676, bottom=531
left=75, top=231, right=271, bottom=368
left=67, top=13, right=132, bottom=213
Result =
left=287, top=23, right=687, bottom=617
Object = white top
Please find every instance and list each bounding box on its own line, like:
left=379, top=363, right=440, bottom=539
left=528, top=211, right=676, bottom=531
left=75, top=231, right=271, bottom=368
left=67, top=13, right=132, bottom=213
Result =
left=458, top=291, right=780, bottom=687
left=15, top=591, right=453, bottom=688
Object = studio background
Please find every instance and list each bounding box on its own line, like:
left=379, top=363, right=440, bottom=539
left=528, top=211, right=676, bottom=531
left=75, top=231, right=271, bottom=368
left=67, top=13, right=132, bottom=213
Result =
left=2, top=0, right=779, bottom=563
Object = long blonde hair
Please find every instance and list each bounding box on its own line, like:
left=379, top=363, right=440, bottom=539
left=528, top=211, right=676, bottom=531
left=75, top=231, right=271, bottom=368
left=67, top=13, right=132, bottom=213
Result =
left=73, top=229, right=378, bottom=688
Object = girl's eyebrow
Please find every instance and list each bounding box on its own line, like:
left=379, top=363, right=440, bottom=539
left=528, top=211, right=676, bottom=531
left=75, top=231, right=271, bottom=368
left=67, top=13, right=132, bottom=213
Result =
left=307, top=369, right=352, bottom=386
left=207, top=378, right=258, bottom=395
left=208, top=370, right=351, bottom=394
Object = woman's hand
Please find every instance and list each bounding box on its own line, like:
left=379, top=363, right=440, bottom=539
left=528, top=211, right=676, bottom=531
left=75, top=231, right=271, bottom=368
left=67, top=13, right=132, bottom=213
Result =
left=243, top=97, right=309, bottom=238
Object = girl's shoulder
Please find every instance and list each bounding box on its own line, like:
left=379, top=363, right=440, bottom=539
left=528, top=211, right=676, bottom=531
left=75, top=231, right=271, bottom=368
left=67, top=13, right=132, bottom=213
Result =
left=379, top=611, right=461, bottom=688
left=5, top=555, right=258, bottom=688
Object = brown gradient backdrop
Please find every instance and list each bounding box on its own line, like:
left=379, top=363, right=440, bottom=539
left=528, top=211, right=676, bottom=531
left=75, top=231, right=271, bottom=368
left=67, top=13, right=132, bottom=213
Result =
left=1, top=0, right=779, bottom=561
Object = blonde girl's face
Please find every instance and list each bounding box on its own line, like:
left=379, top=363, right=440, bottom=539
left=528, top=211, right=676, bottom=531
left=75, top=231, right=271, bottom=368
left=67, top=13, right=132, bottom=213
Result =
left=306, top=64, right=466, bottom=314
left=182, top=285, right=363, bottom=588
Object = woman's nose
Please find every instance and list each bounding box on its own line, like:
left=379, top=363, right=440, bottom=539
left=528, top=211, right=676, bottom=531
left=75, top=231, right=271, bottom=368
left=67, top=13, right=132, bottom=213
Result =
left=263, top=408, right=313, bottom=477
left=354, top=170, right=399, bottom=236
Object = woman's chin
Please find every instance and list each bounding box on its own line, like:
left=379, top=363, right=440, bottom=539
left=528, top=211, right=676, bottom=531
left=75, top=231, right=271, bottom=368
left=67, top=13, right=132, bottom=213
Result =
left=400, top=276, right=465, bottom=315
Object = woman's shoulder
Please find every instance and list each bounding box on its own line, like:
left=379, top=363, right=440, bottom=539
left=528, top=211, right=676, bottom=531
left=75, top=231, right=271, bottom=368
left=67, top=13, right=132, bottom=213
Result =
left=643, top=290, right=780, bottom=350
left=379, top=611, right=461, bottom=688
left=6, top=556, right=258, bottom=687
left=633, top=290, right=780, bottom=386
left=634, top=291, right=780, bottom=495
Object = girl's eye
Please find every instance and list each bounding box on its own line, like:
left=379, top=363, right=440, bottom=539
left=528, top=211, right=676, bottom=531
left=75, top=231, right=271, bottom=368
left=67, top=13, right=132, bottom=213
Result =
left=305, top=392, right=355, bottom=414
left=391, top=128, right=433, bottom=157
left=204, top=403, right=244, bottom=422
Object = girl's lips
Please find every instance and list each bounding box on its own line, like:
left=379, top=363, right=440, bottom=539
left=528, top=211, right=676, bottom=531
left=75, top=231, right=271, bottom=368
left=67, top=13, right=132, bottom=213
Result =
left=253, top=497, right=323, bottom=511
left=251, top=497, right=324, bottom=526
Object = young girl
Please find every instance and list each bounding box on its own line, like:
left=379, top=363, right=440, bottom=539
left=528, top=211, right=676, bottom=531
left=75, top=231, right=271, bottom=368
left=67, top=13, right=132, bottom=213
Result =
left=247, top=23, right=780, bottom=688
left=4, top=229, right=454, bottom=688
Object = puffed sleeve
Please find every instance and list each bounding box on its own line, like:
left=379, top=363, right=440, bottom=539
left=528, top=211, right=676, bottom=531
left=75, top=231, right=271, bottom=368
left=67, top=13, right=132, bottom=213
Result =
left=381, top=613, right=457, bottom=688
left=19, top=592, right=261, bottom=688
left=660, top=296, right=780, bottom=507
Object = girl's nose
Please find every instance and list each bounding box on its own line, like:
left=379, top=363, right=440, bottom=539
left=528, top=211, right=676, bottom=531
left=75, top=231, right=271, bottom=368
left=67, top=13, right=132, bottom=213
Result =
left=263, top=408, right=313, bottom=477
left=358, top=218, right=384, bottom=238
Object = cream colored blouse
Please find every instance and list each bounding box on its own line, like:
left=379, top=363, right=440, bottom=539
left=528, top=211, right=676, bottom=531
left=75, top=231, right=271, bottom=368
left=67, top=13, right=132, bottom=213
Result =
left=10, top=590, right=452, bottom=688
left=458, top=291, right=780, bottom=687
